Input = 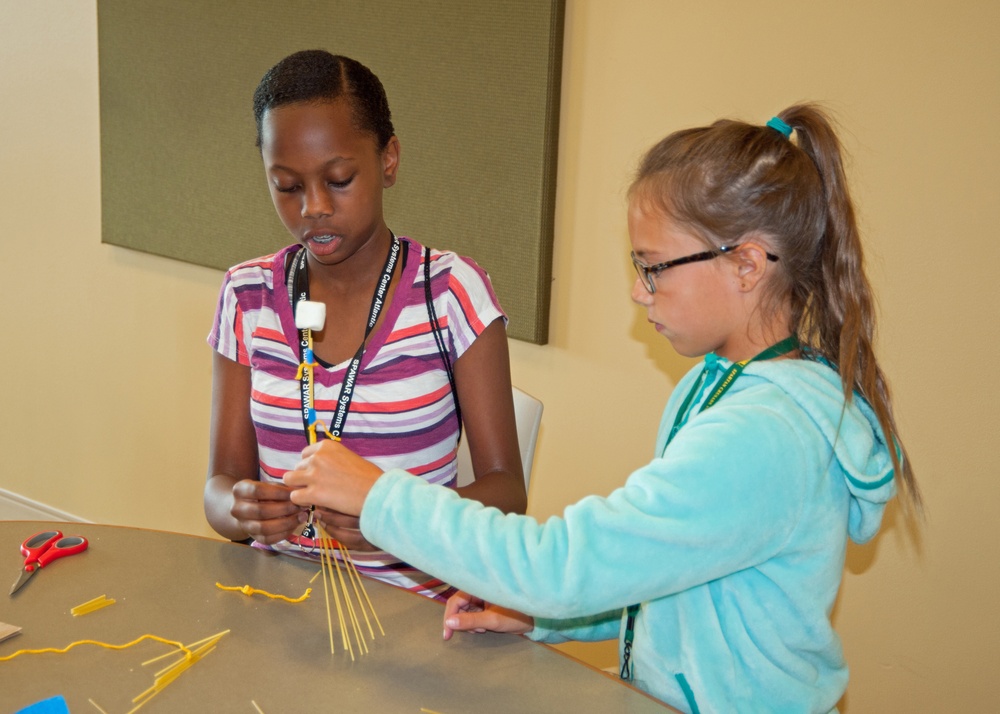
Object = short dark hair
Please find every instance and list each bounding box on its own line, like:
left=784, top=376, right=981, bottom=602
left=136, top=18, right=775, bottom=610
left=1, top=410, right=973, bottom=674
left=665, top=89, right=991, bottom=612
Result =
left=252, top=50, right=395, bottom=149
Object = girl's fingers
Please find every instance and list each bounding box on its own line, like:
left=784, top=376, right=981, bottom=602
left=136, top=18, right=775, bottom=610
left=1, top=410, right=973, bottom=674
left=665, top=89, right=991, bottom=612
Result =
left=444, top=591, right=483, bottom=620
left=443, top=602, right=535, bottom=639
left=300, top=441, right=323, bottom=458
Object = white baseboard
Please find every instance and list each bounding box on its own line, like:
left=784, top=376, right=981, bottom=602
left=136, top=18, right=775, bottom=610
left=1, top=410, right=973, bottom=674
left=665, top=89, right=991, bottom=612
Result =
left=0, top=488, right=89, bottom=523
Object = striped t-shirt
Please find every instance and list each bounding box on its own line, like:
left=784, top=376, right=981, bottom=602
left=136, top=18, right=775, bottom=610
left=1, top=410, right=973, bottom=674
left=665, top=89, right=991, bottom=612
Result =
left=208, top=237, right=505, bottom=600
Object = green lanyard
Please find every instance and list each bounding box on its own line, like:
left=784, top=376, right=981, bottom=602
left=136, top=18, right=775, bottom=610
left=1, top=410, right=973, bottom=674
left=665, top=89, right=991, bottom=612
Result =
left=619, top=335, right=799, bottom=684
left=663, top=335, right=800, bottom=451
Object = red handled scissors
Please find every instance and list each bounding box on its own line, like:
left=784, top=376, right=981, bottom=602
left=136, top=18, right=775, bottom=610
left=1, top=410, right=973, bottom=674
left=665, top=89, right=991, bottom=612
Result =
left=9, top=530, right=89, bottom=596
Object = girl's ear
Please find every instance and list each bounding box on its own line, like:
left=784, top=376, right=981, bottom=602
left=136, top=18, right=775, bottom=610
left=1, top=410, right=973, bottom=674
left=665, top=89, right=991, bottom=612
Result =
left=382, top=136, right=401, bottom=188
left=733, top=236, right=774, bottom=292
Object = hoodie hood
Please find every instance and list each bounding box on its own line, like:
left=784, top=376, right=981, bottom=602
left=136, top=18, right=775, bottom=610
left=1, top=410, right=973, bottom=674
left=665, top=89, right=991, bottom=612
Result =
left=715, top=355, right=896, bottom=544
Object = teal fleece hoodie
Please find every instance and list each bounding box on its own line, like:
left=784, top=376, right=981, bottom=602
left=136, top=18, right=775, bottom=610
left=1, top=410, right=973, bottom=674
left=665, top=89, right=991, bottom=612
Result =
left=360, top=355, right=896, bottom=713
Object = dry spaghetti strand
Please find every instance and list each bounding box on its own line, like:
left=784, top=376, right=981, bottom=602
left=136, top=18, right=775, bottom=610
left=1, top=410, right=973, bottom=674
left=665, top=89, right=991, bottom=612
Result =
left=128, top=630, right=229, bottom=713
left=311, top=527, right=386, bottom=661
left=319, top=528, right=351, bottom=658
left=339, top=540, right=385, bottom=637
left=324, top=535, right=365, bottom=657
left=140, top=630, right=231, bottom=667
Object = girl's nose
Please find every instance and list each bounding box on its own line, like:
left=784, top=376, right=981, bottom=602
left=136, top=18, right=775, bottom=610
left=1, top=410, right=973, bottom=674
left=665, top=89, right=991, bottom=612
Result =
left=631, top=277, right=653, bottom=305
left=302, top=186, right=333, bottom=218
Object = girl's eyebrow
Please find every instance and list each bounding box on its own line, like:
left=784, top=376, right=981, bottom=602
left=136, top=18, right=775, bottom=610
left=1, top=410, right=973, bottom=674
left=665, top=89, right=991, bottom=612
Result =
left=631, top=248, right=664, bottom=260
left=267, top=156, right=355, bottom=173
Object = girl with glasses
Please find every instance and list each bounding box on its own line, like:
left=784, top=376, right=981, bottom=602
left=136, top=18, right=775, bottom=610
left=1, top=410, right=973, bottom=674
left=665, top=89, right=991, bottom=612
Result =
left=284, top=104, right=919, bottom=711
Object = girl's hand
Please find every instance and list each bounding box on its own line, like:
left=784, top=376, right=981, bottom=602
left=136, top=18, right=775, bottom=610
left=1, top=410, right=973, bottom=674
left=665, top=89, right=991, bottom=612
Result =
left=285, top=440, right=383, bottom=517
left=230, top=479, right=303, bottom=545
left=314, top=507, right=377, bottom=551
left=442, top=591, right=534, bottom=640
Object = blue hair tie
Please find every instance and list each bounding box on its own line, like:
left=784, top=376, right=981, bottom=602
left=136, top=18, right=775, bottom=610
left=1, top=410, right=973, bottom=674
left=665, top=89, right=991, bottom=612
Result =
left=766, top=116, right=793, bottom=138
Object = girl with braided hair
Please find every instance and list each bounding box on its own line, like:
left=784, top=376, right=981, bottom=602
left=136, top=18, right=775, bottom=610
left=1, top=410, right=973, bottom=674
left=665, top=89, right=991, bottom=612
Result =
left=206, top=50, right=526, bottom=601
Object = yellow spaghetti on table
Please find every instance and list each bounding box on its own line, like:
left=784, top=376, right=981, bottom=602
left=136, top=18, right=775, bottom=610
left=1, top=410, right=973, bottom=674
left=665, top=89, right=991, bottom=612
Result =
left=215, top=582, right=312, bottom=603
left=129, top=631, right=228, bottom=713
left=0, top=629, right=230, bottom=713
left=0, top=633, right=190, bottom=662
left=71, top=594, right=116, bottom=616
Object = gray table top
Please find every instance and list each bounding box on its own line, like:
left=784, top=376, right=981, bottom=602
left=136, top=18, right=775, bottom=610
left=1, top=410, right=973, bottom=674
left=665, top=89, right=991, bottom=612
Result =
left=0, top=521, right=672, bottom=713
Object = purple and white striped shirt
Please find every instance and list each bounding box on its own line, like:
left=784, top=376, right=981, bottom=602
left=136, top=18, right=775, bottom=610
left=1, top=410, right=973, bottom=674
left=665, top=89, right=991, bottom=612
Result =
left=209, top=237, right=505, bottom=599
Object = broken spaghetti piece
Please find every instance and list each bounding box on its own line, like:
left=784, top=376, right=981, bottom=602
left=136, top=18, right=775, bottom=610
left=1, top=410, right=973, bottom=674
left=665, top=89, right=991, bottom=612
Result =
left=71, top=594, right=116, bottom=616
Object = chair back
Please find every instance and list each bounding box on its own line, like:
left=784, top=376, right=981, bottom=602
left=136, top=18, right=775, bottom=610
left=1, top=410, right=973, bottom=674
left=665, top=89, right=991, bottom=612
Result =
left=455, top=386, right=543, bottom=490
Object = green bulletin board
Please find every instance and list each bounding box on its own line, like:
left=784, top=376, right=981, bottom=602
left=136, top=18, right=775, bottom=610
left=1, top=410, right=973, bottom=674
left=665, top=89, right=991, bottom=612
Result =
left=98, top=1, right=564, bottom=343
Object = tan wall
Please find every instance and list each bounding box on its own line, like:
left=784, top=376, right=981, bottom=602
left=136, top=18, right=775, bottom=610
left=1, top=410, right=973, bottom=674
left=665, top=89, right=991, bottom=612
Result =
left=2, top=1, right=997, bottom=710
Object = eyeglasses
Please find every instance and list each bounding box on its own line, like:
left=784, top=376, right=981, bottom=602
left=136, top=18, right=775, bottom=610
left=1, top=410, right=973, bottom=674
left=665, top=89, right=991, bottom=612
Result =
left=631, top=245, right=779, bottom=294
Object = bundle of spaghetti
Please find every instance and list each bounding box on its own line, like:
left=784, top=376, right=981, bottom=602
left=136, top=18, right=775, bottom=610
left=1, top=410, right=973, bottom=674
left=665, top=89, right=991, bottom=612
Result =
left=292, top=307, right=383, bottom=657
left=316, top=525, right=350, bottom=657
left=215, top=582, right=312, bottom=603
left=315, top=526, right=385, bottom=660
left=71, top=594, right=116, bottom=616
left=337, top=539, right=385, bottom=638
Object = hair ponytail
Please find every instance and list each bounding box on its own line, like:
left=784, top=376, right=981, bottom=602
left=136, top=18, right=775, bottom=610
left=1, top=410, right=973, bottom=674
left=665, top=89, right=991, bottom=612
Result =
left=777, top=105, right=920, bottom=510
left=632, top=104, right=919, bottom=510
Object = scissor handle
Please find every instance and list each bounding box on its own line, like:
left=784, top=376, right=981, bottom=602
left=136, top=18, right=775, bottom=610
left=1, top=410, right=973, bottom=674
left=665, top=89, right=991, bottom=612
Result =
left=35, top=536, right=88, bottom=568
left=20, top=530, right=62, bottom=564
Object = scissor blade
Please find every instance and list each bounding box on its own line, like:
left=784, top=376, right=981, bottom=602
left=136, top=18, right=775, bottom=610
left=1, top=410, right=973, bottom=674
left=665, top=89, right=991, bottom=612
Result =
left=9, top=567, right=36, bottom=596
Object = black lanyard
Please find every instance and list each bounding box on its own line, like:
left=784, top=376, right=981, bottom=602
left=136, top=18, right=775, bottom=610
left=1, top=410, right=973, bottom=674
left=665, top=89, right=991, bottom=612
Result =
left=287, top=235, right=401, bottom=442
left=619, top=336, right=799, bottom=683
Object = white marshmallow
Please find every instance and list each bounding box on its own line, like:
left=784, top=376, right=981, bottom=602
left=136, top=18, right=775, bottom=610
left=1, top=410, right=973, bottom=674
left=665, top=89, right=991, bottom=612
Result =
left=295, top=300, right=327, bottom=331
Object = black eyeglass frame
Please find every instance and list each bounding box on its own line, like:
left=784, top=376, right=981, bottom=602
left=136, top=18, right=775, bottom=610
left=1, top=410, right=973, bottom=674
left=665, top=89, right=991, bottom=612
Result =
left=630, top=245, right=779, bottom=294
